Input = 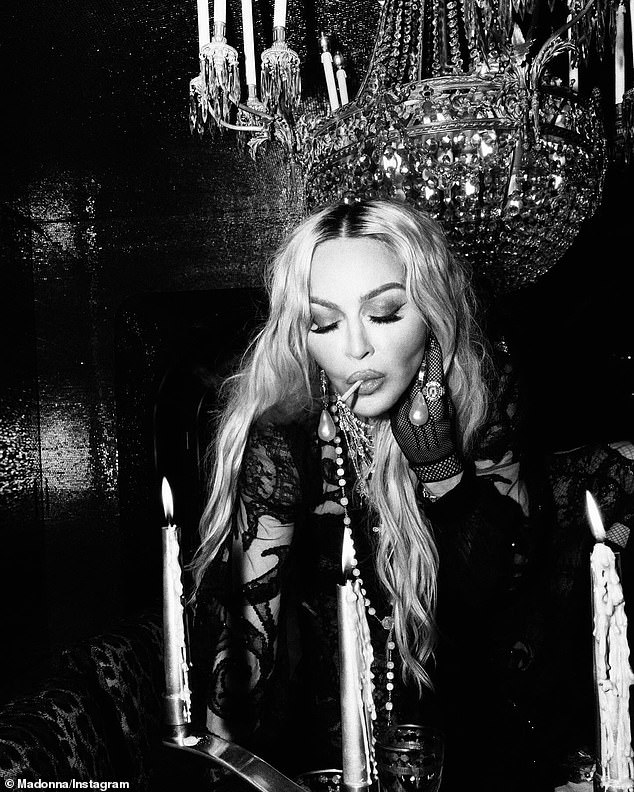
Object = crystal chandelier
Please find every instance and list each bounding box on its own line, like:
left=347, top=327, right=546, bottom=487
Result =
left=189, top=0, right=632, bottom=293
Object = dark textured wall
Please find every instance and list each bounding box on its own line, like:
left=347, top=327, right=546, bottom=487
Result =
left=0, top=1, right=632, bottom=699
left=0, top=0, right=383, bottom=696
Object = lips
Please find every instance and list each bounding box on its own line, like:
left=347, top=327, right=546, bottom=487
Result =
left=346, top=369, right=384, bottom=384
left=357, top=378, right=384, bottom=395
left=346, top=370, right=385, bottom=396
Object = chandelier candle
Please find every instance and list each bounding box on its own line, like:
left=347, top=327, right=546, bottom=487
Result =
left=567, top=14, right=578, bottom=91
left=616, top=1, right=626, bottom=105
left=162, top=478, right=191, bottom=742
left=213, top=0, right=226, bottom=28
left=334, top=53, right=349, bottom=106
left=586, top=491, right=634, bottom=791
left=197, top=0, right=210, bottom=50
left=241, top=0, right=257, bottom=89
left=273, top=0, right=287, bottom=30
left=631, top=0, right=634, bottom=89
left=320, top=34, right=340, bottom=113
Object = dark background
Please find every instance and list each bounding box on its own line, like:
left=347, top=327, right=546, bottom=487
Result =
left=0, top=1, right=632, bottom=702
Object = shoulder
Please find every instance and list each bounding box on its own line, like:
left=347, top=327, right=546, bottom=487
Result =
left=240, top=416, right=316, bottom=507
left=244, top=416, right=313, bottom=469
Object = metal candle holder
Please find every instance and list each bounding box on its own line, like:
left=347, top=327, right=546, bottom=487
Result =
left=163, top=730, right=308, bottom=792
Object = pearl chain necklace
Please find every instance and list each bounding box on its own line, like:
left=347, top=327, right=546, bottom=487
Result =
left=326, top=400, right=396, bottom=723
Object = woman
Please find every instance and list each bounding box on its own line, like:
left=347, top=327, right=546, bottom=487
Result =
left=190, top=199, right=556, bottom=790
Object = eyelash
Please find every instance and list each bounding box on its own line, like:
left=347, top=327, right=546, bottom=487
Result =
left=370, top=313, right=402, bottom=325
left=310, top=311, right=403, bottom=334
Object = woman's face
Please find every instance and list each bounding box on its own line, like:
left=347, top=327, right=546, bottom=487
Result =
left=307, top=237, right=428, bottom=420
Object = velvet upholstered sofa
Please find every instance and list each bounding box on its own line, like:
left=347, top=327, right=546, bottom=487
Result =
left=0, top=612, right=168, bottom=790
left=0, top=611, right=242, bottom=791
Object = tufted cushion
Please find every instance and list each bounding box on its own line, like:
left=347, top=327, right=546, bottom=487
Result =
left=0, top=677, right=116, bottom=782
left=61, top=612, right=164, bottom=790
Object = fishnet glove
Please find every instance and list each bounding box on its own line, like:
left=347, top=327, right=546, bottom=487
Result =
left=390, top=332, right=464, bottom=483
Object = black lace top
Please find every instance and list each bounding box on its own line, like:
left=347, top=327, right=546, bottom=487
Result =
left=191, top=419, right=634, bottom=792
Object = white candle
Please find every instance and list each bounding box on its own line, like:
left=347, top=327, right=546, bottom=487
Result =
left=273, top=0, right=287, bottom=29
left=241, top=0, right=257, bottom=88
left=334, top=53, right=349, bottom=106
left=197, top=0, right=211, bottom=49
left=162, top=478, right=191, bottom=737
left=586, top=491, right=634, bottom=790
left=320, top=36, right=340, bottom=113
left=213, top=0, right=227, bottom=25
left=630, top=0, right=634, bottom=87
left=337, top=530, right=373, bottom=789
left=616, top=1, right=626, bottom=104
left=567, top=15, right=578, bottom=92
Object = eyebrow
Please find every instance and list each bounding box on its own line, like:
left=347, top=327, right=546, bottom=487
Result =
left=310, top=281, right=405, bottom=308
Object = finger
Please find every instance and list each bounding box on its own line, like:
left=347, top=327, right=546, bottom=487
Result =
left=425, top=331, right=445, bottom=385
left=411, top=417, right=452, bottom=455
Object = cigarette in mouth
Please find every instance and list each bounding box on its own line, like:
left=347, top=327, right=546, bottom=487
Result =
left=340, top=380, right=363, bottom=403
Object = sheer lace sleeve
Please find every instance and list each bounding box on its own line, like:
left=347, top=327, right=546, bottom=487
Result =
left=196, top=421, right=302, bottom=742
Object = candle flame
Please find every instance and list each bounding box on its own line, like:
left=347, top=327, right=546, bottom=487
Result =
left=341, top=529, right=355, bottom=578
left=162, top=477, right=174, bottom=525
left=586, top=490, right=606, bottom=542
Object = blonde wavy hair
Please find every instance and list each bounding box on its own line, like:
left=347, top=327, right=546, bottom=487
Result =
left=192, top=199, right=490, bottom=690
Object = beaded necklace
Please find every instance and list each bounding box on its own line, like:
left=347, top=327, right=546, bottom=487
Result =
left=318, top=395, right=397, bottom=723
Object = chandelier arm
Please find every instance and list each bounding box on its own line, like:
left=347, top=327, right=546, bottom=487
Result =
left=236, top=102, right=275, bottom=121
left=218, top=119, right=268, bottom=132
left=534, top=0, right=595, bottom=67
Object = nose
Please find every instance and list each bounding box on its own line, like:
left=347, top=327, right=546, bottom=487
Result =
left=345, top=320, right=374, bottom=360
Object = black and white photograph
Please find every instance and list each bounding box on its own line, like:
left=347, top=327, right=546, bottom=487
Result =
left=1, top=1, right=634, bottom=790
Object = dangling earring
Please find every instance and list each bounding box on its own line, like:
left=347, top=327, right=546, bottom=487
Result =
left=408, top=333, right=446, bottom=426
left=318, top=369, right=337, bottom=441
left=408, top=361, right=430, bottom=427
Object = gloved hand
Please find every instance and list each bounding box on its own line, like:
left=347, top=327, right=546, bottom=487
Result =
left=390, top=331, right=464, bottom=483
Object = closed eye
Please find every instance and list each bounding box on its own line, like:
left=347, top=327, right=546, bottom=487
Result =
left=310, top=321, right=339, bottom=334
left=369, top=311, right=403, bottom=324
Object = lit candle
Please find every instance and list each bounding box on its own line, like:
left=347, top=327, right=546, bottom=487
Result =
left=616, top=1, right=626, bottom=105
left=197, top=0, right=211, bottom=50
left=162, top=478, right=191, bottom=741
left=337, top=529, right=373, bottom=790
left=334, top=52, right=349, bottom=106
left=320, top=34, right=340, bottom=113
left=213, top=0, right=227, bottom=28
left=586, top=491, right=634, bottom=791
left=241, top=0, right=257, bottom=89
left=273, top=0, right=287, bottom=30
